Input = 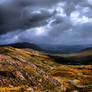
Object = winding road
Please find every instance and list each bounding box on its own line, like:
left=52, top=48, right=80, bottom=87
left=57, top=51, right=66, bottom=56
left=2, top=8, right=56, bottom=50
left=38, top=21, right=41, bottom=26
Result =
left=62, top=78, right=92, bottom=88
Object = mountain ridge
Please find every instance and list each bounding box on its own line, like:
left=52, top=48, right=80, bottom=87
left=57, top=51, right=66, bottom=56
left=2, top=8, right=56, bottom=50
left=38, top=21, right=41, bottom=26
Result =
left=1, top=42, right=92, bottom=54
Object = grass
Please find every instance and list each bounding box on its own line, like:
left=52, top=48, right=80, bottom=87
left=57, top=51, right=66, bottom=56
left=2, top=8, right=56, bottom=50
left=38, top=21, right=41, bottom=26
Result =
left=0, top=46, right=92, bottom=92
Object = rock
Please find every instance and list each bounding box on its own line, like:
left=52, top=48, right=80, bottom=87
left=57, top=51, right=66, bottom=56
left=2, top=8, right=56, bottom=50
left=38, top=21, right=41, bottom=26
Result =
left=15, top=71, right=25, bottom=81
left=27, top=88, right=34, bottom=92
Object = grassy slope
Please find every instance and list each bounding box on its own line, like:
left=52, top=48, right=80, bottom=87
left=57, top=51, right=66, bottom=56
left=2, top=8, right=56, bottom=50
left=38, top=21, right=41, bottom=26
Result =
left=0, top=46, right=92, bottom=92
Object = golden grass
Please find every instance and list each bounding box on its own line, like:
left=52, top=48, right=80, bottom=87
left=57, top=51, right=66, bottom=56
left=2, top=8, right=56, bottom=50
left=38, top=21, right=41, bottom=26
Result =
left=0, top=47, right=92, bottom=92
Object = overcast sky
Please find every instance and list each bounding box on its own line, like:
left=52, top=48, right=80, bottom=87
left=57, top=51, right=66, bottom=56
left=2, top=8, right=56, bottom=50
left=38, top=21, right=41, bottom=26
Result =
left=0, top=0, right=92, bottom=45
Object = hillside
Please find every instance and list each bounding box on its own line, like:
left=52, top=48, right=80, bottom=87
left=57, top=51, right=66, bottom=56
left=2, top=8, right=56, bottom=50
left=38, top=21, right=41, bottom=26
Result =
left=0, top=47, right=92, bottom=92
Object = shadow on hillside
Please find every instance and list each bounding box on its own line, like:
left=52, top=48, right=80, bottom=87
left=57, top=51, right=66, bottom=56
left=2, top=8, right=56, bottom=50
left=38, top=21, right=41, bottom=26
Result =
left=49, top=55, right=92, bottom=65
left=0, top=71, right=16, bottom=78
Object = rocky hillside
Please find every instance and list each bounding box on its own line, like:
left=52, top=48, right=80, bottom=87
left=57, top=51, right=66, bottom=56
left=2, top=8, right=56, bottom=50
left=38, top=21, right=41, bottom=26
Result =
left=0, top=47, right=92, bottom=92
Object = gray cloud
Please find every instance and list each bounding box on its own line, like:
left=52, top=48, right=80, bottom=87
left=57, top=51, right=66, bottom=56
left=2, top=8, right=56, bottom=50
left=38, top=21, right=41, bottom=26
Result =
left=0, top=0, right=92, bottom=46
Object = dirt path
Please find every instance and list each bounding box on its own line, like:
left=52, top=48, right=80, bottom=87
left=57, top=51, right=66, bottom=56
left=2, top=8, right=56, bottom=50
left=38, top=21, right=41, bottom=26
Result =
left=62, top=78, right=92, bottom=88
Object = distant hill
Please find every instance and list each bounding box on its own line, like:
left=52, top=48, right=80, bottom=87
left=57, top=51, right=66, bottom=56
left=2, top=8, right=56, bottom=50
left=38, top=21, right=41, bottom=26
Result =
left=0, top=42, right=42, bottom=51
left=65, top=47, right=92, bottom=57
left=0, top=42, right=92, bottom=55
left=59, top=47, right=92, bottom=65
left=39, top=44, right=92, bottom=54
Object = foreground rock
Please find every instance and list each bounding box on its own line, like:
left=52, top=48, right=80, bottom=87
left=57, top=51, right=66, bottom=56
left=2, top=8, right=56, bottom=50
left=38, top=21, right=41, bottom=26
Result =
left=0, top=47, right=92, bottom=92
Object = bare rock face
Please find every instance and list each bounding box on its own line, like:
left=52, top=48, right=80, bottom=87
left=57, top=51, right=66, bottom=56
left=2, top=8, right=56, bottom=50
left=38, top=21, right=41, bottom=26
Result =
left=0, top=46, right=92, bottom=92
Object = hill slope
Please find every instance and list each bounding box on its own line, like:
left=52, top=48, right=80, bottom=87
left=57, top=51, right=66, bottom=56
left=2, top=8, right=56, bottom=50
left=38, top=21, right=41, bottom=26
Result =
left=0, top=47, right=92, bottom=92
left=0, top=42, right=41, bottom=51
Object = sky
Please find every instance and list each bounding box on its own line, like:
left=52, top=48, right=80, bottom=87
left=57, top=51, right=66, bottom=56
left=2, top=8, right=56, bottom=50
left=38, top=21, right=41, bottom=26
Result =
left=0, top=0, right=92, bottom=45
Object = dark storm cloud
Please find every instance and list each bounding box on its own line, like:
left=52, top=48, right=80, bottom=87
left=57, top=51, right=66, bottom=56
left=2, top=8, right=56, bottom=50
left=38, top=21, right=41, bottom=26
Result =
left=0, top=0, right=92, bottom=46
left=0, top=0, right=61, bottom=34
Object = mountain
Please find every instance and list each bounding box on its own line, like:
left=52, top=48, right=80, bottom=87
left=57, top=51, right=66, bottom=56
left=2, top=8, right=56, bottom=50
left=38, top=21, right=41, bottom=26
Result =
left=39, top=44, right=92, bottom=54
left=61, top=47, right=92, bottom=65
left=0, top=46, right=91, bottom=91
left=1, top=42, right=92, bottom=54
left=0, top=42, right=42, bottom=51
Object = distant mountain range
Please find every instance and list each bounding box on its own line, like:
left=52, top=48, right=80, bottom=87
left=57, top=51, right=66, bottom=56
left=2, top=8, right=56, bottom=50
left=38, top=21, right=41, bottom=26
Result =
left=39, top=44, right=92, bottom=54
left=0, top=42, right=92, bottom=54
left=0, top=42, right=41, bottom=51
